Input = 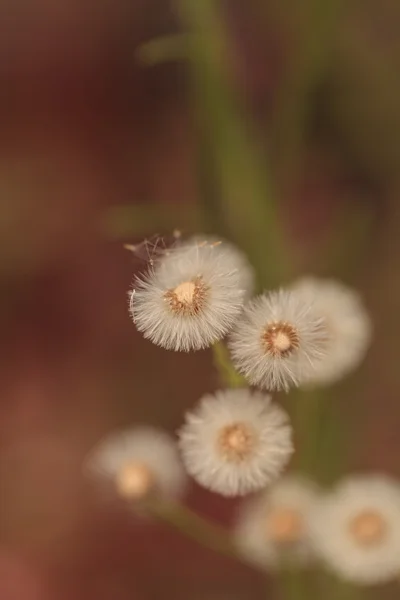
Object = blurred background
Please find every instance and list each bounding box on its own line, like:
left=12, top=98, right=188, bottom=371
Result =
left=1, top=0, right=400, bottom=598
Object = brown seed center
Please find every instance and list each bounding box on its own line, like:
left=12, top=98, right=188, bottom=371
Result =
left=262, top=322, right=300, bottom=357
left=115, top=461, right=154, bottom=500
left=218, top=422, right=255, bottom=462
left=164, top=277, right=208, bottom=316
left=267, top=508, right=304, bottom=544
left=348, top=510, right=387, bottom=547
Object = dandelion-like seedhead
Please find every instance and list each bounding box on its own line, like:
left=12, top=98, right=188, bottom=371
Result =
left=292, top=277, right=372, bottom=386
left=178, top=388, right=293, bottom=497
left=229, top=290, right=327, bottom=391
left=310, top=475, right=400, bottom=585
left=85, top=426, right=187, bottom=504
left=129, top=240, right=247, bottom=351
left=234, top=476, right=320, bottom=570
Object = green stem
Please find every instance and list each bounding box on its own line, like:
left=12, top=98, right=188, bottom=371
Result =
left=146, top=499, right=239, bottom=561
left=271, top=0, right=343, bottom=179
left=176, top=0, right=292, bottom=288
left=212, top=341, right=246, bottom=388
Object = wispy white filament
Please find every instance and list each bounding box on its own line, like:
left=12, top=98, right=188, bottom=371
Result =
left=178, top=388, right=293, bottom=497
left=184, top=235, right=255, bottom=299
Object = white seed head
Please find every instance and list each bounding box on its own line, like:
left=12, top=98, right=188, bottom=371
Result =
left=129, top=239, right=247, bottom=351
left=85, top=426, right=187, bottom=504
left=229, top=289, right=327, bottom=391
left=234, top=476, right=320, bottom=570
left=292, top=277, right=372, bottom=386
left=310, top=475, right=400, bottom=585
left=178, top=388, right=293, bottom=497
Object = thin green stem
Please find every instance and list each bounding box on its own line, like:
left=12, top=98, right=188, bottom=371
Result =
left=271, top=0, right=343, bottom=179
left=146, top=499, right=239, bottom=561
left=176, top=0, right=292, bottom=288
left=212, top=341, right=246, bottom=388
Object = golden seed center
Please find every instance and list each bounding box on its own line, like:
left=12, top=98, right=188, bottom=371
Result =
left=262, top=322, right=300, bottom=357
left=267, top=508, right=304, bottom=544
left=115, top=461, right=154, bottom=500
left=348, top=510, right=387, bottom=547
left=174, top=281, right=196, bottom=303
left=164, top=277, right=208, bottom=316
left=218, top=422, right=255, bottom=462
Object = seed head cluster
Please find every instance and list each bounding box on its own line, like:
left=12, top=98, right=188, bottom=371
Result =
left=82, top=233, right=384, bottom=585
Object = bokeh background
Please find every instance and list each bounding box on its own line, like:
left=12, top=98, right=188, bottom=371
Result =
left=1, top=0, right=400, bottom=598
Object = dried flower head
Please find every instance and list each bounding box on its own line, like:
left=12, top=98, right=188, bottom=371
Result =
left=178, top=388, right=293, bottom=497
left=129, top=239, right=247, bottom=351
left=229, top=289, right=327, bottom=391
left=292, top=277, right=372, bottom=386
left=310, top=475, right=400, bottom=585
left=234, top=476, right=320, bottom=569
left=85, top=426, right=187, bottom=504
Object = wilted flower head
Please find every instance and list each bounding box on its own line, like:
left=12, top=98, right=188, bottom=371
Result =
left=129, top=239, right=247, bottom=351
left=310, top=475, right=400, bottom=585
left=229, top=289, right=327, bottom=391
left=292, top=277, right=372, bottom=386
left=178, top=388, right=293, bottom=497
left=85, top=426, right=187, bottom=504
left=234, top=476, right=320, bottom=570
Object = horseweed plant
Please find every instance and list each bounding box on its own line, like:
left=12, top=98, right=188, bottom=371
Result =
left=83, top=233, right=400, bottom=591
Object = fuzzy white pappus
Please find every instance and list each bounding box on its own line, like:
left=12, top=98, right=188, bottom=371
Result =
left=178, top=388, right=293, bottom=497
left=129, top=240, right=248, bottom=351
left=229, top=289, right=327, bottom=391
left=310, top=475, right=400, bottom=585
left=183, top=235, right=255, bottom=299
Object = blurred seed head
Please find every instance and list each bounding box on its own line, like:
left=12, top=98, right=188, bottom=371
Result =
left=234, top=476, right=320, bottom=569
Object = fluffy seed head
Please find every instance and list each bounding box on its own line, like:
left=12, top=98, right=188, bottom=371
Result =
left=292, top=277, right=372, bottom=386
left=85, top=426, right=187, bottom=504
left=229, top=289, right=327, bottom=391
left=129, top=239, right=248, bottom=351
left=310, top=475, right=400, bottom=585
left=234, top=476, right=320, bottom=569
left=178, top=388, right=293, bottom=497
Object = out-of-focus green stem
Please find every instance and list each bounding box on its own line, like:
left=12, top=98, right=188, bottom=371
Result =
left=271, top=0, right=343, bottom=178
left=212, top=341, right=246, bottom=388
left=147, top=499, right=239, bottom=561
left=139, top=34, right=192, bottom=64
left=176, top=0, right=292, bottom=288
